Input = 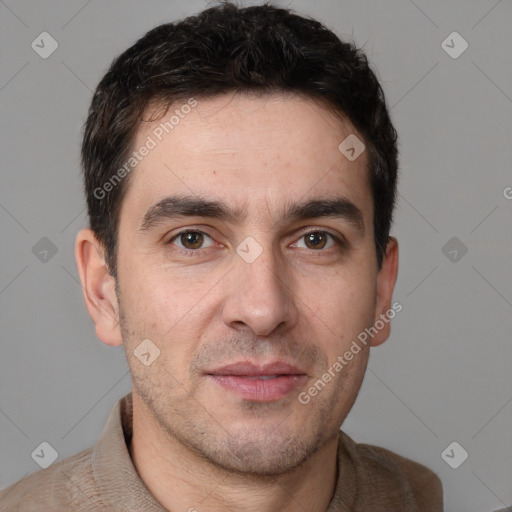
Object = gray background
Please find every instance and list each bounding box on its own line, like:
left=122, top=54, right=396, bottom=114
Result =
left=1, top=0, right=511, bottom=510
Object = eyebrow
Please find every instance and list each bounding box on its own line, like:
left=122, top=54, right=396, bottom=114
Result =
left=139, top=194, right=365, bottom=236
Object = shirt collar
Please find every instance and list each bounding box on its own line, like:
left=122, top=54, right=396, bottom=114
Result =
left=91, top=392, right=167, bottom=511
left=91, top=392, right=352, bottom=511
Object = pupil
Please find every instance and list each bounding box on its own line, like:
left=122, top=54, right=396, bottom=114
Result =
left=183, top=232, right=202, bottom=249
left=307, top=232, right=325, bottom=249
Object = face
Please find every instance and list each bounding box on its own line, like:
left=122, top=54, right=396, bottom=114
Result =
left=81, top=91, right=398, bottom=477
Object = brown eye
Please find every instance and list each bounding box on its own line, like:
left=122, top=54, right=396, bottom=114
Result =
left=169, top=230, right=214, bottom=251
left=181, top=231, right=204, bottom=249
left=294, top=230, right=341, bottom=251
left=304, top=231, right=328, bottom=250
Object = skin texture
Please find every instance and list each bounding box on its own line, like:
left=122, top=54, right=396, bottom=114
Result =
left=75, top=91, right=399, bottom=512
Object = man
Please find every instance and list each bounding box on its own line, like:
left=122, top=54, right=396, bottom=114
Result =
left=0, top=1, right=443, bottom=510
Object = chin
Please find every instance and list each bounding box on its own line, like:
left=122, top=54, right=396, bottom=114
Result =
left=195, top=428, right=327, bottom=477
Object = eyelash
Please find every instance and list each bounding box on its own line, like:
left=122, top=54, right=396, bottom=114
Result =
left=166, top=228, right=347, bottom=257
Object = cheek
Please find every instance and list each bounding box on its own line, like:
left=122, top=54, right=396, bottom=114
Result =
left=119, top=253, right=192, bottom=324
left=301, top=268, right=376, bottom=356
left=118, top=263, right=213, bottom=372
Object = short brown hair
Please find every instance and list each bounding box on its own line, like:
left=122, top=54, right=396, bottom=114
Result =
left=81, top=0, right=398, bottom=279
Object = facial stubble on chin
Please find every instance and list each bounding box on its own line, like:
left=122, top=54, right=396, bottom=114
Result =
left=117, top=294, right=360, bottom=477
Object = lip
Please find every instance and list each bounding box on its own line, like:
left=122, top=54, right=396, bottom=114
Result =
left=205, top=361, right=308, bottom=402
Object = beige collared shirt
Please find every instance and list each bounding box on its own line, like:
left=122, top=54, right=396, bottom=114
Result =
left=0, top=393, right=443, bottom=511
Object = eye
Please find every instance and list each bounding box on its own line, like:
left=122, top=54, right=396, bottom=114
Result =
left=293, top=230, right=342, bottom=251
left=168, top=230, right=215, bottom=251
left=166, top=228, right=345, bottom=256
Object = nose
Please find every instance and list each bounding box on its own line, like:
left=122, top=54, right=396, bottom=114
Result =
left=221, top=241, right=299, bottom=337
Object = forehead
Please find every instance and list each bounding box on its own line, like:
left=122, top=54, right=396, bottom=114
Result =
left=121, top=91, right=372, bottom=229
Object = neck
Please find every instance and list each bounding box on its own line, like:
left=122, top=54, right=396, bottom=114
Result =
left=129, top=393, right=340, bottom=512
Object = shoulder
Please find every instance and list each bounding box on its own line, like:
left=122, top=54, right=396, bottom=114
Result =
left=340, top=431, right=443, bottom=511
left=0, top=447, right=94, bottom=511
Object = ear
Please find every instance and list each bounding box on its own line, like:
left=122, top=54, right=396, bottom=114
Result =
left=75, top=228, right=123, bottom=347
left=370, top=236, right=399, bottom=347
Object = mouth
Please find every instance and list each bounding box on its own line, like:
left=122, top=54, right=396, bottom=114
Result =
left=205, top=361, right=308, bottom=402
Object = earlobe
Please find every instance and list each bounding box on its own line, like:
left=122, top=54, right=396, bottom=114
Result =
left=75, top=228, right=123, bottom=347
left=370, top=236, right=399, bottom=347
